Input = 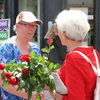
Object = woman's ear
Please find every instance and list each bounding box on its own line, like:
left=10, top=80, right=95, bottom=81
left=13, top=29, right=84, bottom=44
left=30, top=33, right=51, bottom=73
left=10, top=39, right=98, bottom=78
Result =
left=63, top=31, right=66, bottom=37
left=15, top=23, right=20, bottom=31
left=14, top=23, right=19, bottom=33
left=62, top=31, right=67, bottom=39
left=15, top=23, right=18, bottom=27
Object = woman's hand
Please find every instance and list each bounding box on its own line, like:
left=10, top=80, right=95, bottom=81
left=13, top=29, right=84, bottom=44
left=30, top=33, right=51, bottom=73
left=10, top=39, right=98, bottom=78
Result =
left=45, top=85, right=54, bottom=96
left=39, top=92, right=45, bottom=100
left=30, top=91, right=45, bottom=100
left=45, top=85, right=63, bottom=100
left=53, top=92, right=63, bottom=100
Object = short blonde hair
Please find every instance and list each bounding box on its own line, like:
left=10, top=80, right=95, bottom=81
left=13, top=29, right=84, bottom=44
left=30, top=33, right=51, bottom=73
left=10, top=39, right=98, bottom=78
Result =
left=55, top=10, right=90, bottom=41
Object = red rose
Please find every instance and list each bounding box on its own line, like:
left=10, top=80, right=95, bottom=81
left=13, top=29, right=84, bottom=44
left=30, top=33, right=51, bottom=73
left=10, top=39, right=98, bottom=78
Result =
left=47, top=39, right=53, bottom=44
left=4, top=72, right=13, bottom=79
left=23, top=55, right=31, bottom=62
left=18, top=54, right=31, bottom=62
left=22, top=69, right=29, bottom=76
left=18, top=55, right=23, bottom=61
left=0, top=63, right=5, bottom=70
left=8, top=77, right=18, bottom=85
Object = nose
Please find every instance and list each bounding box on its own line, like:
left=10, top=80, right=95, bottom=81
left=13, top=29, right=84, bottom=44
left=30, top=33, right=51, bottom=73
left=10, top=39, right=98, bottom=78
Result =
left=29, top=25, right=37, bottom=30
left=28, top=27, right=36, bottom=34
left=28, top=25, right=34, bottom=30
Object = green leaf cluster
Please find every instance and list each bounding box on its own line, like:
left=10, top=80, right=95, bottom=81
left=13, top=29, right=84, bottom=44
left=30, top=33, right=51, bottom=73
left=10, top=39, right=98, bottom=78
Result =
left=1, top=43, right=60, bottom=100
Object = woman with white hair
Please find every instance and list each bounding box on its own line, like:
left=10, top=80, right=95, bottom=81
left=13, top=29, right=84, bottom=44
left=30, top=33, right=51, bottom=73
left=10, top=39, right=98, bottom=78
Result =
left=46, top=10, right=100, bottom=100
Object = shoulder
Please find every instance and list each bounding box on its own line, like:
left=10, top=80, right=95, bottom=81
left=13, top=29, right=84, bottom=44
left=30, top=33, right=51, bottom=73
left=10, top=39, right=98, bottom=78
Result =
left=66, top=51, right=80, bottom=60
left=0, top=36, right=17, bottom=53
left=0, top=36, right=16, bottom=47
left=29, top=42, right=41, bottom=56
left=29, top=42, right=40, bottom=49
left=71, top=46, right=95, bottom=59
left=64, top=51, right=87, bottom=67
left=65, top=47, right=97, bottom=66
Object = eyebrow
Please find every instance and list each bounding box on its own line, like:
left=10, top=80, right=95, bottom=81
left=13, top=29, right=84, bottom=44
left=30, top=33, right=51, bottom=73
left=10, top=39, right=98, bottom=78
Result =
left=18, top=22, right=27, bottom=25
left=18, top=22, right=37, bottom=26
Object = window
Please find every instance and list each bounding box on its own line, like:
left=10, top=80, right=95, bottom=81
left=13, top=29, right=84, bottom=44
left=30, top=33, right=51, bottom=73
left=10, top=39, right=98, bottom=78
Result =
left=67, top=0, right=94, bottom=46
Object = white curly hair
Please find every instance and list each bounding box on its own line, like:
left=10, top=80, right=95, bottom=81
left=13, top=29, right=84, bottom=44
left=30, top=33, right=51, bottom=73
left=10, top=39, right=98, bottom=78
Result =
left=55, top=10, right=90, bottom=41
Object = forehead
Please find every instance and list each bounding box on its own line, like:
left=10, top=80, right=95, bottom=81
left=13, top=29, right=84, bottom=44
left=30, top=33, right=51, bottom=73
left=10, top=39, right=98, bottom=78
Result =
left=22, top=21, right=37, bottom=25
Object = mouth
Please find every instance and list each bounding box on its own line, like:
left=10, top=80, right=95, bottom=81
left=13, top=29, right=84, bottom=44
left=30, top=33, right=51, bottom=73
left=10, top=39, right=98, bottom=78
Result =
left=28, top=33, right=32, bottom=35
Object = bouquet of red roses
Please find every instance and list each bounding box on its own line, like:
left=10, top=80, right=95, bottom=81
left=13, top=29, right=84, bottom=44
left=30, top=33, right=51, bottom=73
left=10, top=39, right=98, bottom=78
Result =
left=0, top=39, right=60, bottom=100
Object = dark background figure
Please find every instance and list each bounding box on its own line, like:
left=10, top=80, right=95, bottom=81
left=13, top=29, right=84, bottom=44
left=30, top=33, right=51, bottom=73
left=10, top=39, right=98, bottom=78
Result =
left=44, top=23, right=67, bottom=65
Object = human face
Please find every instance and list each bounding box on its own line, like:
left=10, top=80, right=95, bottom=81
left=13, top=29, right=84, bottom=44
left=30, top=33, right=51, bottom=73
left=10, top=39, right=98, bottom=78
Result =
left=58, top=32, right=67, bottom=46
left=17, top=21, right=37, bottom=40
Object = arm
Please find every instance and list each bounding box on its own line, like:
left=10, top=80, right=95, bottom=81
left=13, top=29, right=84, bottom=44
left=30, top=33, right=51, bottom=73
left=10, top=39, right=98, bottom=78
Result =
left=2, top=85, right=27, bottom=99
left=2, top=85, right=44, bottom=100
left=58, top=53, right=88, bottom=100
left=0, top=43, right=28, bottom=99
left=0, top=42, right=44, bottom=100
left=44, top=54, right=86, bottom=100
left=45, top=85, right=63, bottom=100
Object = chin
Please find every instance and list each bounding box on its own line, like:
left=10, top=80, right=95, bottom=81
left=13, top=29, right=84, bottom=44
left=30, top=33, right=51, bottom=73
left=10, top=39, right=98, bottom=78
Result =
left=26, top=37, right=33, bottom=41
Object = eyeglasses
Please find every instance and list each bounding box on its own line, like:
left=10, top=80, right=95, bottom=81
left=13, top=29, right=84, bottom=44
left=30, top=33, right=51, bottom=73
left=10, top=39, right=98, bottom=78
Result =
left=18, top=22, right=37, bottom=29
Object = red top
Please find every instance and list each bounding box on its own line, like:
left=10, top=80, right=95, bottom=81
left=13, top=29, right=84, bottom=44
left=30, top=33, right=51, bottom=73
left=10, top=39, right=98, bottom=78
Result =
left=57, top=47, right=99, bottom=100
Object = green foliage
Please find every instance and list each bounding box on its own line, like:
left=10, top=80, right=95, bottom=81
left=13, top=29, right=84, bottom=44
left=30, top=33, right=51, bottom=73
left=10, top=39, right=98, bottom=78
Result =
left=0, top=40, right=60, bottom=100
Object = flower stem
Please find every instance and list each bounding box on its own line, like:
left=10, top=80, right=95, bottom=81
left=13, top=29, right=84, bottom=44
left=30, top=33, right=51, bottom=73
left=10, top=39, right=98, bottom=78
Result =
left=36, top=91, right=41, bottom=100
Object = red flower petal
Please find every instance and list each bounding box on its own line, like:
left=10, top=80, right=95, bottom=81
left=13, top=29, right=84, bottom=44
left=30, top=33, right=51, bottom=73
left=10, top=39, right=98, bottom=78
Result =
left=47, top=39, right=53, bottom=44
left=0, top=63, right=5, bottom=70
left=8, top=77, right=18, bottom=85
left=22, top=69, right=29, bottom=76
left=4, top=72, right=13, bottom=79
left=18, top=54, right=31, bottom=62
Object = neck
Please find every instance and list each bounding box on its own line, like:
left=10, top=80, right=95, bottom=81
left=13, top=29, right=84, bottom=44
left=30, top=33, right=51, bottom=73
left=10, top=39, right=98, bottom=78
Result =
left=15, top=36, right=29, bottom=46
left=15, top=36, right=30, bottom=54
left=66, top=40, right=87, bottom=52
